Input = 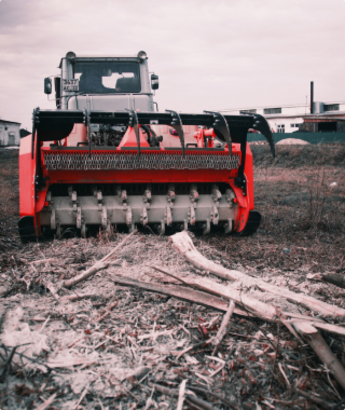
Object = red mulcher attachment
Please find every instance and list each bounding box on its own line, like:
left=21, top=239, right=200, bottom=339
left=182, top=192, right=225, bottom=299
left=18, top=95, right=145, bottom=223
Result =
left=18, top=109, right=274, bottom=241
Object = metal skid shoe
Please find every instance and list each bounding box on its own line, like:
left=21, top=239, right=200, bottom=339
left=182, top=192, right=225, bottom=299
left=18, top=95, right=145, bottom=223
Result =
left=157, top=206, right=172, bottom=235
left=126, top=206, right=136, bottom=232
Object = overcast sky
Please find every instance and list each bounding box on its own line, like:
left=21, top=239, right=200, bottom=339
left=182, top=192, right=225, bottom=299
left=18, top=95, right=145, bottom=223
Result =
left=1, top=0, right=344, bottom=130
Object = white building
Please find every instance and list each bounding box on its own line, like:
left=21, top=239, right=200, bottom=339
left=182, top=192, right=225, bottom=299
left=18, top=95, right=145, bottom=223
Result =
left=222, top=101, right=345, bottom=133
left=0, top=119, right=21, bottom=146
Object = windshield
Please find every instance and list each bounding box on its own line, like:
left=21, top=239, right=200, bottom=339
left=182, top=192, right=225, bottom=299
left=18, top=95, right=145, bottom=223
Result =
left=73, top=61, right=141, bottom=94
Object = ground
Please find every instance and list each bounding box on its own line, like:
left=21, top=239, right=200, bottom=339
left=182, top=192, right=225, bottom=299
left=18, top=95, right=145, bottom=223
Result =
left=0, top=144, right=344, bottom=410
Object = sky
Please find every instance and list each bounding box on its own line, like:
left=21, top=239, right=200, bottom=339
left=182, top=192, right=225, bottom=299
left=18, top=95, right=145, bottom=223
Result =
left=0, top=0, right=344, bottom=130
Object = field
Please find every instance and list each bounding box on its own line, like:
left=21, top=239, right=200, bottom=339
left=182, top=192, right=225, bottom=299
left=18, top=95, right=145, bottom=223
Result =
left=0, top=144, right=345, bottom=410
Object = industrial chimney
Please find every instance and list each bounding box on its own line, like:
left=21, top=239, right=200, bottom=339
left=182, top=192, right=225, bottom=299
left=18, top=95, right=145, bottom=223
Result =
left=310, top=81, right=314, bottom=114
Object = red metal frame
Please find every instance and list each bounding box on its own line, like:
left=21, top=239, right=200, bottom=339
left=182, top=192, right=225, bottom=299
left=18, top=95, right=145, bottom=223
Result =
left=19, top=125, right=255, bottom=235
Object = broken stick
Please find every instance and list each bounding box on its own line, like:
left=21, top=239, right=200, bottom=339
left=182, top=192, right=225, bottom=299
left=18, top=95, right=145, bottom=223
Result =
left=35, top=393, right=57, bottom=410
left=212, top=300, right=235, bottom=355
left=60, top=230, right=136, bottom=288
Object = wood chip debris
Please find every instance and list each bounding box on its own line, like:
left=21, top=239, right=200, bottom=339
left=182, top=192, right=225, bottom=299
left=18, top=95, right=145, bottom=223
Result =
left=1, top=231, right=345, bottom=409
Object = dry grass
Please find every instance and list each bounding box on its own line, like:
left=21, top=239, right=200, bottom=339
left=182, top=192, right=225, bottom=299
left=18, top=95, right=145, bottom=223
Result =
left=252, top=143, right=345, bottom=168
left=0, top=150, right=19, bottom=245
left=0, top=144, right=345, bottom=409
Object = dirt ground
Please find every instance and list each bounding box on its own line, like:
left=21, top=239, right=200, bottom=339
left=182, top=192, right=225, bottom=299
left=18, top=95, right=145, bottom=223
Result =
left=0, top=144, right=345, bottom=410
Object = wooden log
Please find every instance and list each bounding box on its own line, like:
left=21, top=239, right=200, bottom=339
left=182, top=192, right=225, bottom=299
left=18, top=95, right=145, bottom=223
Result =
left=111, top=275, right=250, bottom=317
left=321, top=273, right=345, bottom=289
left=293, top=321, right=345, bottom=390
left=257, top=282, right=345, bottom=319
left=174, top=274, right=277, bottom=322
left=170, top=231, right=345, bottom=318
left=150, top=264, right=276, bottom=321
left=152, top=266, right=345, bottom=335
left=308, top=321, right=345, bottom=338
left=308, top=273, right=345, bottom=290
left=170, top=231, right=247, bottom=282
left=151, top=265, right=345, bottom=338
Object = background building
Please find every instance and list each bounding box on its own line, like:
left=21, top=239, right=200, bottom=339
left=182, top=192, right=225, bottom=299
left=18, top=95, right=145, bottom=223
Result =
left=0, top=119, right=21, bottom=147
left=224, top=100, right=345, bottom=134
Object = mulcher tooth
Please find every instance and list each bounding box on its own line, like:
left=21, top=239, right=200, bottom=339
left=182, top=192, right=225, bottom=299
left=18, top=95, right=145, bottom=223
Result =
left=101, top=206, right=108, bottom=229
left=140, top=207, right=148, bottom=226
left=225, top=189, right=236, bottom=207
left=71, top=191, right=77, bottom=211
left=211, top=184, right=222, bottom=203
left=76, top=207, right=82, bottom=229
left=165, top=206, right=172, bottom=226
left=211, top=205, right=219, bottom=225
left=71, top=191, right=77, bottom=202
left=167, top=184, right=176, bottom=204
left=189, top=206, right=196, bottom=226
left=190, top=184, right=199, bottom=203
left=126, top=206, right=133, bottom=227
left=121, top=190, right=127, bottom=204
left=143, top=184, right=152, bottom=204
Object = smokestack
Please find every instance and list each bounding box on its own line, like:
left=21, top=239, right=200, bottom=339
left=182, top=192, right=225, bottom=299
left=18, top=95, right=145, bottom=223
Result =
left=310, top=81, right=314, bottom=114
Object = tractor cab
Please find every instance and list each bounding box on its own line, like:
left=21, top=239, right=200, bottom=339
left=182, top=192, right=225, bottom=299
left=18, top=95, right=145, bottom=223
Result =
left=44, top=51, right=159, bottom=113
